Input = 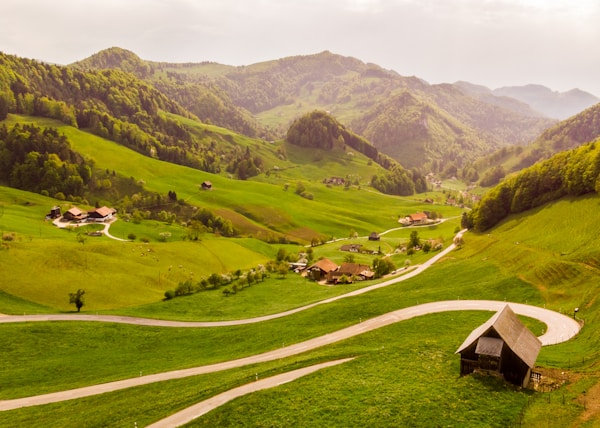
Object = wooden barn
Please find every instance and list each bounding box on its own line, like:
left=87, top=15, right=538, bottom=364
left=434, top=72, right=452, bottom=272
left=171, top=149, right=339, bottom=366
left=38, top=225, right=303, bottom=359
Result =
left=306, top=258, right=339, bottom=281
left=455, top=305, right=542, bottom=388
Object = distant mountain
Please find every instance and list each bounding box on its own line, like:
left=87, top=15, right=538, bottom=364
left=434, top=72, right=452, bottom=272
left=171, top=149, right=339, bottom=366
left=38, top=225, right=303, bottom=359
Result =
left=72, top=47, right=266, bottom=138
left=200, top=51, right=555, bottom=171
left=72, top=48, right=560, bottom=173
left=493, top=84, right=600, bottom=120
left=453, top=81, right=545, bottom=118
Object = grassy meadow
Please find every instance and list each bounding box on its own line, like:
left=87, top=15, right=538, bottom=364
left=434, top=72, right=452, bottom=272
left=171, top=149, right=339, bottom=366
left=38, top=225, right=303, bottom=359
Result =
left=2, top=114, right=600, bottom=426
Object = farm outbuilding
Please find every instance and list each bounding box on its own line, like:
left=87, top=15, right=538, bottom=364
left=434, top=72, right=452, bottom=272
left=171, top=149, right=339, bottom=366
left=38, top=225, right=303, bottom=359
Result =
left=63, top=207, right=87, bottom=222
left=455, top=305, right=542, bottom=388
left=306, top=258, right=339, bottom=281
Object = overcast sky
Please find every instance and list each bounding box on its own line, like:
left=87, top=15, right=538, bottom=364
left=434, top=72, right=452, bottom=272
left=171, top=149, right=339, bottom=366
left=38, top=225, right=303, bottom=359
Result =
left=2, top=0, right=599, bottom=96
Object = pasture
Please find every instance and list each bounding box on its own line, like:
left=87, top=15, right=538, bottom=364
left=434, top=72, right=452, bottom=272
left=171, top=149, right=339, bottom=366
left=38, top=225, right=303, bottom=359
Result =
left=1, top=114, right=599, bottom=425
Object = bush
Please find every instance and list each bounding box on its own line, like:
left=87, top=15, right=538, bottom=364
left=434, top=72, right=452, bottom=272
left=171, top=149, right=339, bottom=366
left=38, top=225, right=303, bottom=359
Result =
left=127, top=233, right=136, bottom=241
left=164, top=290, right=175, bottom=300
left=2, top=233, right=15, bottom=242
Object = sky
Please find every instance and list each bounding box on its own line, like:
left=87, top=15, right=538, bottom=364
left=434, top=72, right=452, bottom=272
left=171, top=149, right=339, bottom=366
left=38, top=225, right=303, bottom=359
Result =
left=2, top=0, right=599, bottom=96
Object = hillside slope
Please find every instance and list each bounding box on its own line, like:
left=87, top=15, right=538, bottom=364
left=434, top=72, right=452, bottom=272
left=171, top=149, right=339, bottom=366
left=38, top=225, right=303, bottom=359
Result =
left=72, top=48, right=556, bottom=172
left=72, top=47, right=265, bottom=138
left=472, top=102, right=600, bottom=183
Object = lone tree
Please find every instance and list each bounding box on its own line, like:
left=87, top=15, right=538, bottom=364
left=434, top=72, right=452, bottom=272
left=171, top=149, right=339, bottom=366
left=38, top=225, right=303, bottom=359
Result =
left=69, top=289, right=85, bottom=312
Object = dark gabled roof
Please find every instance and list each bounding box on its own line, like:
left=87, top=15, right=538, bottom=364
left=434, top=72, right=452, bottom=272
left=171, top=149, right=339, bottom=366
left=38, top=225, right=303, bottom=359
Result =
left=456, top=305, right=542, bottom=368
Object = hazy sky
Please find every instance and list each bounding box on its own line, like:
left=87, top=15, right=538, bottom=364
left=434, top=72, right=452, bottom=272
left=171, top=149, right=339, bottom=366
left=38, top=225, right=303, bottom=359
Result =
left=2, top=0, right=599, bottom=96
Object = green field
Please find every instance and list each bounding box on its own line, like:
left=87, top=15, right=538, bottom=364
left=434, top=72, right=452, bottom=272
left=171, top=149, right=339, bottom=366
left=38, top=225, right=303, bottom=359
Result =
left=1, top=114, right=600, bottom=426
left=0, top=195, right=599, bottom=426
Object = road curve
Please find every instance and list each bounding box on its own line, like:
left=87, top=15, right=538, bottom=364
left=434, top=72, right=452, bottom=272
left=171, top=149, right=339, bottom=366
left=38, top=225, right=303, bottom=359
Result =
left=0, top=299, right=580, bottom=412
left=0, top=240, right=459, bottom=327
left=145, top=358, right=355, bottom=428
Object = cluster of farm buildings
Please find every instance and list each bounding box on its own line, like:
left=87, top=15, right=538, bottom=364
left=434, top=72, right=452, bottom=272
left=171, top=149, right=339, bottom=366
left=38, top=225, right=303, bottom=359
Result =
left=303, top=258, right=375, bottom=284
left=46, top=205, right=117, bottom=223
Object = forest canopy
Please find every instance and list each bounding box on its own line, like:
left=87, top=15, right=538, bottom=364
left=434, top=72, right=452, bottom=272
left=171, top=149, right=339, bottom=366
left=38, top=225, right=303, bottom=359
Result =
left=469, top=138, right=600, bottom=231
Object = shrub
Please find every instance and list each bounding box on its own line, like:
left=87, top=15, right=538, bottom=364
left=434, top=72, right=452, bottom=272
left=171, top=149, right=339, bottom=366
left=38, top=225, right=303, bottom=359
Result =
left=127, top=233, right=136, bottom=241
left=2, top=233, right=15, bottom=242
left=164, top=290, right=175, bottom=300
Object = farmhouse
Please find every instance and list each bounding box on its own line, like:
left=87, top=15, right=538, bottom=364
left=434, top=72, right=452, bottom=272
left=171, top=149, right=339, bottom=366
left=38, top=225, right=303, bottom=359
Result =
left=368, top=232, right=380, bottom=241
left=455, top=305, right=542, bottom=388
left=306, top=258, right=339, bottom=281
left=329, top=263, right=374, bottom=283
left=323, top=177, right=345, bottom=186
left=201, top=181, right=212, bottom=190
left=87, top=206, right=117, bottom=222
left=399, top=212, right=429, bottom=226
left=63, top=206, right=87, bottom=222
left=46, top=206, right=61, bottom=219
left=340, top=244, right=362, bottom=252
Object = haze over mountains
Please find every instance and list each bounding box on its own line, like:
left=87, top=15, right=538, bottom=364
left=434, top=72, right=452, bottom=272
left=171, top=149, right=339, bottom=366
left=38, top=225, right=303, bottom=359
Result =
left=456, top=81, right=600, bottom=120
left=2, top=46, right=599, bottom=188
left=70, top=47, right=600, bottom=173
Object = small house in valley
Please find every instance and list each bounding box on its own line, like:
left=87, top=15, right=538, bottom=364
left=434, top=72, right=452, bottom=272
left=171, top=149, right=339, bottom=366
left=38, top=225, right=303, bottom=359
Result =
left=201, top=181, right=213, bottom=190
left=306, top=258, right=339, bottom=281
left=399, top=212, right=429, bottom=226
left=46, top=206, right=61, bottom=219
left=455, top=305, right=542, bottom=388
left=87, top=206, right=117, bottom=222
left=340, top=244, right=362, bottom=253
left=368, top=232, right=380, bottom=241
left=63, top=207, right=87, bottom=222
left=329, top=263, right=374, bottom=283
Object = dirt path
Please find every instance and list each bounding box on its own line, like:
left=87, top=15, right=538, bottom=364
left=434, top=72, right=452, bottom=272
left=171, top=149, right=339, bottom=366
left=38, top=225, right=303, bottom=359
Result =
left=0, top=239, right=460, bottom=327
left=52, top=216, right=128, bottom=241
left=145, top=358, right=355, bottom=428
left=0, top=300, right=580, bottom=412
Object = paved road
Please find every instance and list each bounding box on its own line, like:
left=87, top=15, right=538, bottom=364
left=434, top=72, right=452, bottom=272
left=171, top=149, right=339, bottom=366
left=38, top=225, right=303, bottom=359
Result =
left=0, top=239, right=460, bottom=327
left=0, top=299, right=580, bottom=412
left=145, top=358, right=355, bottom=428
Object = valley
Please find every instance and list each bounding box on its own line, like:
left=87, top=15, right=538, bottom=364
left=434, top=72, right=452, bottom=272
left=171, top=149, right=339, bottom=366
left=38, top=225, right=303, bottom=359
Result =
left=1, top=47, right=600, bottom=427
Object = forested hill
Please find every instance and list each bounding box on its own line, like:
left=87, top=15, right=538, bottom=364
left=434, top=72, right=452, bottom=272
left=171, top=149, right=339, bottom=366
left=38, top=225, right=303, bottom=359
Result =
left=71, top=47, right=265, bottom=139
left=0, top=52, right=267, bottom=180
left=469, top=102, right=600, bottom=187
left=287, top=111, right=424, bottom=195
left=73, top=48, right=556, bottom=173
left=468, top=137, right=600, bottom=232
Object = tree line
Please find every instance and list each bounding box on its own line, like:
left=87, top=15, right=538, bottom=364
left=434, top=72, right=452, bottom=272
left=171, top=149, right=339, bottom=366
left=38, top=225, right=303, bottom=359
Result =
left=0, top=52, right=264, bottom=180
left=0, top=123, right=93, bottom=199
left=468, top=138, right=600, bottom=231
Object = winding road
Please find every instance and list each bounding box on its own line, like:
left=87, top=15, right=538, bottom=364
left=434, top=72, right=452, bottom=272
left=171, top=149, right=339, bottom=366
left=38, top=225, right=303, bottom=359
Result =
left=0, top=234, right=582, bottom=426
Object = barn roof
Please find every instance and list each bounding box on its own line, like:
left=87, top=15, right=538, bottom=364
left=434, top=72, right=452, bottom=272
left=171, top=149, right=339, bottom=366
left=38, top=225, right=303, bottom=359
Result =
left=338, top=263, right=372, bottom=276
left=66, top=207, right=84, bottom=216
left=455, top=305, right=542, bottom=368
left=409, top=212, right=428, bottom=221
left=308, top=258, right=338, bottom=273
left=93, top=206, right=115, bottom=217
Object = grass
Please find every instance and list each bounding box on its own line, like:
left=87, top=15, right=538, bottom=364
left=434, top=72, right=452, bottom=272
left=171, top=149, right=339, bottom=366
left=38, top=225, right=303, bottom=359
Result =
left=2, top=114, right=462, bottom=242
left=2, top=113, right=600, bottom=425
left=0, top=312, right=542, bottom=427
left=1, top=192, right=599, bottom=424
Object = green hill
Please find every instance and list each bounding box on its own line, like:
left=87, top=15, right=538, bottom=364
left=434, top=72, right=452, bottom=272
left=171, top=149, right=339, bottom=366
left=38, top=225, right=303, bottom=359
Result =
left=72, top=47, right=265, bottom=138
left=469, top=102, right=600, bottom=189
left=71, top=48, right=556, bottom=173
